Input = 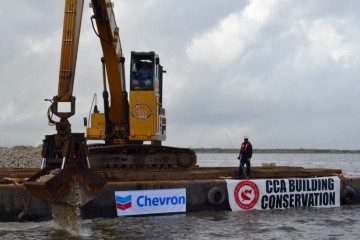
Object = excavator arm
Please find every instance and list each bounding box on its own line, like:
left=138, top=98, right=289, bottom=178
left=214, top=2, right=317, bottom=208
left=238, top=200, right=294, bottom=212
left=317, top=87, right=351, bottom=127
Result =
left=48, top=0, right=84, bottom=134
left=58, top=0, right=84, bottom=101
left=90, top=0, right=130, bottom=142
left=24, top=0, right=106, bottom=207
left=48, top=0, right=128, bottom=138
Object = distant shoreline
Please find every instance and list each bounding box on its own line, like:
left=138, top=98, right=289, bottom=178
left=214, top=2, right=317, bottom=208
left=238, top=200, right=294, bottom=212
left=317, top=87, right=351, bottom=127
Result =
left=193, top=148, right=360, bottom=154
left=2, top=145, right=359, bottom=155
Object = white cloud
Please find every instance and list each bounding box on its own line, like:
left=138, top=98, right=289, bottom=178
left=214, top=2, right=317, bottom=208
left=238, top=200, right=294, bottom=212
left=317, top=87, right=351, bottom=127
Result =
left=186, top=0, right=280, bottom=68
left=1, top=0, right=360, bottom=150
left=299, top=18, right=360, bottom=69
left=24, top=36, right=54, bottom=56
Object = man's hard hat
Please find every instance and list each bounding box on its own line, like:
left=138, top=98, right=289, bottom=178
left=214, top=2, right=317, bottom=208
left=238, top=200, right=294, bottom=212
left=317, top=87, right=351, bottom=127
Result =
left=244, top=136, right=249, bottom=139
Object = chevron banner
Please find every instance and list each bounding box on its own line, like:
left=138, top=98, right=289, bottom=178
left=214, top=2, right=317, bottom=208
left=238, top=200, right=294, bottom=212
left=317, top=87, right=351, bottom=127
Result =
left=115, top=188, right=186, bottom=216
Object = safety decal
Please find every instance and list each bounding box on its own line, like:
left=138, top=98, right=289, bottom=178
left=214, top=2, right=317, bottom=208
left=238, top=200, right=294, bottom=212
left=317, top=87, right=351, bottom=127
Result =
left=130, top=104, right=152, bottom=120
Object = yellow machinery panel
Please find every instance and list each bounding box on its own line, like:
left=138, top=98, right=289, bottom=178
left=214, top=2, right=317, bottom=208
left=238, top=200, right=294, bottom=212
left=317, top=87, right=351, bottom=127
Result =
left=87, top=112, right=106, bottom=140
left=129, top=90, right=166, bottom=141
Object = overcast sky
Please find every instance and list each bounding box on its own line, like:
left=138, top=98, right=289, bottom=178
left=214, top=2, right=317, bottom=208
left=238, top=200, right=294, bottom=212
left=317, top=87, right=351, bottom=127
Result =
left=1, top=0, right=359, bottom=150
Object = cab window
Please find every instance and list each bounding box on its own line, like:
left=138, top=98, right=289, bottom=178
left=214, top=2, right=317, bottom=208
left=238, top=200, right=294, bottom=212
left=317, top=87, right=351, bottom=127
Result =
left=130, top=58, right=154, bottom=91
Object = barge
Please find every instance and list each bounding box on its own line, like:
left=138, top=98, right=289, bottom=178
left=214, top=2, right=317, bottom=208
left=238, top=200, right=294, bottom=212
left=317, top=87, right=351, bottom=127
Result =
left=0, top=166, right=357, bottom=222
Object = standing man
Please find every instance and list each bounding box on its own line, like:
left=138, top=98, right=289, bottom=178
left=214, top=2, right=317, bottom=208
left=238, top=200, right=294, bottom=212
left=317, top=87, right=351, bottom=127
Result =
left=238, top=136, right=253, bottom=178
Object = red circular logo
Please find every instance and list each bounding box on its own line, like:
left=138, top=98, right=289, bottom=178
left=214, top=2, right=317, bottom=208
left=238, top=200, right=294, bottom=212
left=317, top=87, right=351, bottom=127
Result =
left=234, top=180, right=260, bottom=210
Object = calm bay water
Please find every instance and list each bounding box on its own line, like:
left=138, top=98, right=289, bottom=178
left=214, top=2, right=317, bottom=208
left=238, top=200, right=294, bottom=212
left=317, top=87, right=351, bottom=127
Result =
left=1, top=153, right=360, bottom=239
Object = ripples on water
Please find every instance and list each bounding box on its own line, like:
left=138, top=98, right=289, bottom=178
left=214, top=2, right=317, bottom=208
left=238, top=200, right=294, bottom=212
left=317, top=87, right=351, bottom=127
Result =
left=1, top=153, right=359, bottom=239
left=1, top=206, right=360, bottom=239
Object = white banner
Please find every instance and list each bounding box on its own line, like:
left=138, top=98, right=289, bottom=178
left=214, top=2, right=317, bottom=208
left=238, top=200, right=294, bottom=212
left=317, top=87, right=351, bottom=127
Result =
left=226, top=177, right=340, bottom=211
left=115, top=188, right=186, bottom=216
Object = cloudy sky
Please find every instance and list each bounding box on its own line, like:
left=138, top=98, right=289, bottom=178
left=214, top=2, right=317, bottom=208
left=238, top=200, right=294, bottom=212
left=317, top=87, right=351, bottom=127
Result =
left=1, top=0, right=359, bottom=150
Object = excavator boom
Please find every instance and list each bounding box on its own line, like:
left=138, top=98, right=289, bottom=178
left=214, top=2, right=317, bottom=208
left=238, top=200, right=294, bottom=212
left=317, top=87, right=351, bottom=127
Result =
left=58, top=0, right=84, bottom=101
left=48, top=0, right=85, bottom=134
left=91, top=0, right=129, bottom=136
left=24, top=0, right=107, bottom=207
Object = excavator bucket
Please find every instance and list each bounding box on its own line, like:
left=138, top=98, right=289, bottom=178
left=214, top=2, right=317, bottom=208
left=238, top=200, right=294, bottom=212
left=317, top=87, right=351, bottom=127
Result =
left=24, top=133, right=107, bottom=207
left=24, top=167, right=106, bottom=206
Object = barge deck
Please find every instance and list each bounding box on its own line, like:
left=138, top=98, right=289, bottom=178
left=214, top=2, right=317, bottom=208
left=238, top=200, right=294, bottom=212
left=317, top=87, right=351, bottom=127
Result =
left=1, top=166, right=358, bottom=222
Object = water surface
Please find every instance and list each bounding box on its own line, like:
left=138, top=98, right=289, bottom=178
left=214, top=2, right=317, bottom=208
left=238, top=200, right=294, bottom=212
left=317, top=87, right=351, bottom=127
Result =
left=1, top=153, right=359, bottom=239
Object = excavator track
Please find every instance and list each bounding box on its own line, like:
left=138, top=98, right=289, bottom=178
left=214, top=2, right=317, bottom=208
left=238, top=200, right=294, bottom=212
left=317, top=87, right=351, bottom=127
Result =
left=88, top=144, right=197, bottom=171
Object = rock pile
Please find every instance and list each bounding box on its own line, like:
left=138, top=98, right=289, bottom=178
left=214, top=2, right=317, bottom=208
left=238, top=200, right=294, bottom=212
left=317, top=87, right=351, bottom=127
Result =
left=0, top=146, right=42, bottom=168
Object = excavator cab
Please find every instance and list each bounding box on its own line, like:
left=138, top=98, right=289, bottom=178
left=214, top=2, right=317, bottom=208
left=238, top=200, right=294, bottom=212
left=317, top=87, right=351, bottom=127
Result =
left=129, top=52, right=166, bottom=143
left=86, top=51, right=166, bottom=144
left=130, top=60, right=153, bottom=91
left=130, top=52, right=161, bottom=92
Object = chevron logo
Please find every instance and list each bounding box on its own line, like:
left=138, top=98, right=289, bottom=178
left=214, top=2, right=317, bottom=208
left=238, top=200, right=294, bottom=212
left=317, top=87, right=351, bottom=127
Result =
left=115, top=195, right=132, bottom=210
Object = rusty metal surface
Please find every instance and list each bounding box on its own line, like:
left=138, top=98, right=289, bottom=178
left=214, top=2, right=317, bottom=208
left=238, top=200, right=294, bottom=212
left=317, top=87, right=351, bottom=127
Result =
left=0, top=168, right=39, bottom=184
left=5, top=161, right=342, bottom=209
left=96, top=166, right=342, bottom=182
left=1, top=172, right=357, bottom=222
left=22, top=133, right=107, bottom=207
left=24, top=168, right=107, bottom=206
left=2, top=166, right=342, bottom=184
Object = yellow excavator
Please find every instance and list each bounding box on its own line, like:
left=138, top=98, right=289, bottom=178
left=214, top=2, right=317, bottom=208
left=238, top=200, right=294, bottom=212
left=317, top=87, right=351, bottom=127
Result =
left=24, top=0, right=196, bottom=207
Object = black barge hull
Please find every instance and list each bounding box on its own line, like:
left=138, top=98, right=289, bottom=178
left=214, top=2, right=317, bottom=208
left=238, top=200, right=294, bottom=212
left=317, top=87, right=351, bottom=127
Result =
left=0, top=166, right=357, bottom=222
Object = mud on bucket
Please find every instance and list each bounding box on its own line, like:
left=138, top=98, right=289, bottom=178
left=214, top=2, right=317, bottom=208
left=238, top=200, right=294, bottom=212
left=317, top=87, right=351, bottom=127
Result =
left=24, top=167, right=107, bottom=207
